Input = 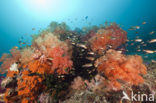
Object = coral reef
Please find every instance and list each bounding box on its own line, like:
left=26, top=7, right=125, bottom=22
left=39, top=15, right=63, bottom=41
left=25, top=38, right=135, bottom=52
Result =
left=0, top=22, right=153, bottom=103
left=0, top=29, right=73, bottom=102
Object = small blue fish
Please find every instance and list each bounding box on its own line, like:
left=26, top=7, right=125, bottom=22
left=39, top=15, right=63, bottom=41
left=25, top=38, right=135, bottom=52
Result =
left=85, top=16, right=88, bottom=20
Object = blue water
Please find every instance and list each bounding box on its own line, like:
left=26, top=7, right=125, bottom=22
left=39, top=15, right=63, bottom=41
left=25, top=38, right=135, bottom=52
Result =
left=0, top=0, right=156, bottom=58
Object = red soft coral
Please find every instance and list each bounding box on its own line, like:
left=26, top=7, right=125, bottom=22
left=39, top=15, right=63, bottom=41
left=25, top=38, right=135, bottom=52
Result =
left=48, top=46, right=73, bottom=75
left=89, top=24, right=127, bottom=54
left=95, top=49, right=147, bottom=90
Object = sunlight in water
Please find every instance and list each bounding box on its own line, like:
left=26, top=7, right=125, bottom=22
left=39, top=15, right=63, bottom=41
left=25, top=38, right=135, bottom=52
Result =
left=26, top=0, right=52, bottom=12
left=16, top=0, right=81, bottom=21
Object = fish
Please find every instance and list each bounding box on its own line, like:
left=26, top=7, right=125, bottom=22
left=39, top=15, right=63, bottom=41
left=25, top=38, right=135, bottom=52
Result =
left=85, top=16, right=88, bottom=20
left=128, top=26, right=140, bottom=30
left=13, top=46, right=18, bottom=49
left=137, top=49, right=141, bottom=52
left=107, top=45, right=112, bottom=49
left=86, top=57, right=94, bottom=61
left=135, top=26, right=140, bottom=29
left=148, top=39, right=156, bottom=43
left=151, top=59, right=156, bottom=63
left=143, top=44, right=147, bottom=46
left=142, top=22, right=146, bottom=25
left=88, top=52, right=94, bottom=55
left=71, top=42, right=76, bottom=45
left=82, top=63, right=93, bottom=68
left=149, top=31, right=155, bottom=35
left=111, top=37, right=116, bottom=40
left=77, top=44, right=87, bottom=49
left=32, top=28, right=35, bottom=30
left=101, top=37, right=105, bottom=39
left=135, top=39, right=142, bottom=42
left=143, top=50, right=156, bottom=54
left=117, top=50, right=122, bottom=53
left=47, top=58, right=53, bottom=61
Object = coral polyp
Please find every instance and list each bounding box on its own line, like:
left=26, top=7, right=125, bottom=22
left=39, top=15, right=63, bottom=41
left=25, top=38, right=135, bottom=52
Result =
left=0, top=22, right=154, bottom=103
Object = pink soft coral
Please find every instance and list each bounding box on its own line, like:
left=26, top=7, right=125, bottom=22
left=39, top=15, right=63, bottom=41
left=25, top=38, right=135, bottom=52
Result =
left=71, top=76, right=86, bottom=90
left=0, top=48, right=21, bottom=74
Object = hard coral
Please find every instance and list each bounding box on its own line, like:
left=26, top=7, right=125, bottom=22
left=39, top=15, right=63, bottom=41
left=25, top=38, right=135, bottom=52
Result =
left=95, top=49, right=147, bottom=90
left=89, top=24, right=127, bottom=54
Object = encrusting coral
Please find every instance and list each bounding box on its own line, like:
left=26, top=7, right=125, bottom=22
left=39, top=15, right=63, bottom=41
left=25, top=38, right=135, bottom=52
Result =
left=17, top=72, right=43, bottom=102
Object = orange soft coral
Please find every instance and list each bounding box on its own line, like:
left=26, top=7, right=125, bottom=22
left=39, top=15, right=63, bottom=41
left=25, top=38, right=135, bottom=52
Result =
left=95, top=49, right=147, bottom=90
left=27, top=60, right=52, bottom=74
left=89, top=24, right=127, bottom=54
left=7, top=70, right=18, bottom=77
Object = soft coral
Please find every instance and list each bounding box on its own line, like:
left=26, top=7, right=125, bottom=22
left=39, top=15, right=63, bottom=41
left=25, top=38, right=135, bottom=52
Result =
left=96, top=49, right=147, bottom=90
left=89, top=24, right=127, bottom=54
left=17, top=70, right=43, bottom=102
left=49, top=47, right=73, bottom=75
